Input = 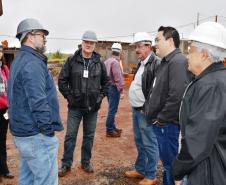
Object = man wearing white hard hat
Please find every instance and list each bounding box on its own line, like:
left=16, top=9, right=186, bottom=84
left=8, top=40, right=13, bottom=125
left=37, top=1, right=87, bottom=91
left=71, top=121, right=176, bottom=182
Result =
left=58, top=30, right=109, bottom=176
left=172, top=22, right=226, bottom=185
left=104, top=43, right=124, bottom=137
left=126, top=32, right=160, bottom=185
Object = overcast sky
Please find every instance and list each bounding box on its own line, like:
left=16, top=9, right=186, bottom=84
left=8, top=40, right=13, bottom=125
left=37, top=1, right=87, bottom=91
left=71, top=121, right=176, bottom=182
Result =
left=0, top=0, right=226, bottom=53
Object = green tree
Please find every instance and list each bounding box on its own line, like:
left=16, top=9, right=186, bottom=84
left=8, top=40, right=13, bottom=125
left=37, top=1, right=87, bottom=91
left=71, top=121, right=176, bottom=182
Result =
left=52, top=50, right=64, bottom=59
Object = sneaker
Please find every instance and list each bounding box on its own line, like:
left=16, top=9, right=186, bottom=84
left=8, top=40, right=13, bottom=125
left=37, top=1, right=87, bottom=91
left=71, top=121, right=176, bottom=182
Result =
left=106, top=131, right=121, bottom=137
left=81, top=163, right=94, bottom=173
left=58, top=166, right=71, bottom=177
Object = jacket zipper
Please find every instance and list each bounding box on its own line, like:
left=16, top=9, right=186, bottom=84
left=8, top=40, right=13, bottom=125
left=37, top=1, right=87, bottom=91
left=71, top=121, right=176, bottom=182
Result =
left=207, top=158, right=213, bottom=185
left=83, top=58, right=90, bottom=111
left=178, top=81, right=193, bottom=124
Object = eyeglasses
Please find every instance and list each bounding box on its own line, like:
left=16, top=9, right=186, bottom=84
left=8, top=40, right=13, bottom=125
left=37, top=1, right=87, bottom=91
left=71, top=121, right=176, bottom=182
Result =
left=30, top=33, right=46, bottom=39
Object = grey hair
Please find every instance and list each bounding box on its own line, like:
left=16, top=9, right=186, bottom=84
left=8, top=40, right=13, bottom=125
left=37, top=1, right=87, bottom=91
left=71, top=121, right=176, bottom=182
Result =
left=191, top=41, right=226, bottom=63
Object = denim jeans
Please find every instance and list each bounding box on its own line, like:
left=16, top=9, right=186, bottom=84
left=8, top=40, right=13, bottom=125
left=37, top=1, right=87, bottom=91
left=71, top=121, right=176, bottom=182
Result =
left=132, top=108, right=159, bottom=179
left=14, top=134, right=59, bottom=185
left=106, top=85, right=120, bottom=133
left=153, top=123, right=180, bottom=185
left=62, top=108, right=97, bottom=167
left=181, top=176, right=188, bottom=185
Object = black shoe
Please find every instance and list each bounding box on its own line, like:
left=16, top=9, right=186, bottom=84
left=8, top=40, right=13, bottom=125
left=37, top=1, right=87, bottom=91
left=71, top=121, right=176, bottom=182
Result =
left=58, top=166, right=71, bottom=177
left=3, top=172, right=14, bottom=179
left=106, top=130, right=121, bottom=137
left=81, top=163, right=94, bottom=173
left=0, top=172, right=14, bottom=179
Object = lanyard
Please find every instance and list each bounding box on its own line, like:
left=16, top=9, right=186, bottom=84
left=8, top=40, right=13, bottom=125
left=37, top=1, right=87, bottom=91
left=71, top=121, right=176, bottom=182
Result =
left=83, top=58, right=92, bottom=70
left=83, top=58, right=92, bottom=78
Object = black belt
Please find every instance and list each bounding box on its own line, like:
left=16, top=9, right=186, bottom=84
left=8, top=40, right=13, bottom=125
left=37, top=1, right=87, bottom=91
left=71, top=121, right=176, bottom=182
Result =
left=133, top=107, right=143, bottom=111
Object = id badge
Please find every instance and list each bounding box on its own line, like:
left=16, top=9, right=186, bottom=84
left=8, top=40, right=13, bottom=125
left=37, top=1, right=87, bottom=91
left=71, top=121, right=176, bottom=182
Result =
left=83, top=70, right=89, bottom=78
left=3, top=111, right=8, bottom=120
left=0, top=83, right=5, bottom=93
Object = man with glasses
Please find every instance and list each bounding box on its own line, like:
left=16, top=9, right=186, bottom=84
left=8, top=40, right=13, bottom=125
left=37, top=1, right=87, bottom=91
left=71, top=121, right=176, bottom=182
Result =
left=8, top=18, right=63, bottom=185
left=125, top=32, right=159, bottom=185
left=58, top=30, right=109, bottom=176
left=172, top=22, right=226, bottom=185
left=145, top=26, right=191, bottom=185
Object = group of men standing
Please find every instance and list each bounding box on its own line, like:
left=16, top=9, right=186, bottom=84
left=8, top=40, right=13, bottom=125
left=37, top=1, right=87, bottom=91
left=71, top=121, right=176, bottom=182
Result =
left=5, top=17, right=226, bottom=185
left=126, top=28, right=190, bottom=185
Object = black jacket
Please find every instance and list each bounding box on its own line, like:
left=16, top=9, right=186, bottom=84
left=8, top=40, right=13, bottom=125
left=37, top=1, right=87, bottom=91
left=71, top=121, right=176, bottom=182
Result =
left=58, top=49, right=109, bottom=112
left=172, top=63, right=226, bottom=185
left=134, top=52, right=160, bottom=100
left=145, top=48, right=191, bottom=123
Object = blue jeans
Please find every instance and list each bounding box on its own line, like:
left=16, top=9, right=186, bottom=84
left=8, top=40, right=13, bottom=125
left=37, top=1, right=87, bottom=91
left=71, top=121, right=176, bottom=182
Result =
left=14, top=134, right=59, bottom=185
left=153, top=123, right=180, bottom=185
left=106, top=85, right=120, bottom=133
left=132, top=108, right=159, bottom=179
left=62, top=108, right=97, bottom=167
left=181, top=176, right=188, bottom=185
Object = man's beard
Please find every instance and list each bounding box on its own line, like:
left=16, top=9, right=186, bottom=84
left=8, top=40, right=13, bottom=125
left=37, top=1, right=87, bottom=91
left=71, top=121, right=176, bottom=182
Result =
left=36, top=45, right=46, bottom=54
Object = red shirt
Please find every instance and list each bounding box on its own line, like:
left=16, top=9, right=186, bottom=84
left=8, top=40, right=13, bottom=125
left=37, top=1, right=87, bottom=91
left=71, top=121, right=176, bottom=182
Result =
left=0, top=65, right=9, bottom=109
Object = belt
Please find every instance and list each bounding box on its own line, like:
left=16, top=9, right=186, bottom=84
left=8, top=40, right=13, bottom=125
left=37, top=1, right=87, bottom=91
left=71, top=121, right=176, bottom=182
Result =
left=153, top=121, right=166, bottom=127
left=133, top=107, right=143, bottom=111
left=153, top=121, right=178, bottom=127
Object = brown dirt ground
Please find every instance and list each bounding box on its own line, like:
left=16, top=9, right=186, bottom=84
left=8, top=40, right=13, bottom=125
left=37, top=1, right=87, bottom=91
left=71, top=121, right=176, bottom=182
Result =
left=2, top=89, right=163, bottom=185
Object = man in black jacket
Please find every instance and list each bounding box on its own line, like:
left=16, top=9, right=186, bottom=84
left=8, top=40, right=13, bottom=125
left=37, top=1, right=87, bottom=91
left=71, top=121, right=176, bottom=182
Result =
left=58, top=30, right=109, bottom=176
left=125, top=32, right=159, bottom=185
left=145, top=26, right=191, bottom=185
left=172, top=22, right=226, bottom=185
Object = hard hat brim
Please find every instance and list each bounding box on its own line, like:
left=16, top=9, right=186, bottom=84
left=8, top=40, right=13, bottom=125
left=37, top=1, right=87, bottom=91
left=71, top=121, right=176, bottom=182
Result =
left=130, top=40, right=152, bottom=46
left=16, top=29, right=49, bottom=39
left=82, top=39, right=98, bottom=42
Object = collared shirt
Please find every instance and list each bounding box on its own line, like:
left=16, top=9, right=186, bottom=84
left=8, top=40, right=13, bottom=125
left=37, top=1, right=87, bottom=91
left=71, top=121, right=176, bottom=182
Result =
left=128, top=53, right=151, bottom=107
left=104, top=56, right=124, bottom=93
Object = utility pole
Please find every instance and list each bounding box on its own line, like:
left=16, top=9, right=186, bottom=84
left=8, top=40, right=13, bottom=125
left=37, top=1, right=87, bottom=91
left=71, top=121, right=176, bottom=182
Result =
left=215, top=15, right=218, bottom=22
left=196, top=12, right=200, bottom=26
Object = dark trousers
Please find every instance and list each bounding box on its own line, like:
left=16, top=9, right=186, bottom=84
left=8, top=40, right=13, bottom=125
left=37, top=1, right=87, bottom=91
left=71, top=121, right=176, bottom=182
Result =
left=0, top=109, right=9, bottom=175
left=62, top=108, right=98, bottom=167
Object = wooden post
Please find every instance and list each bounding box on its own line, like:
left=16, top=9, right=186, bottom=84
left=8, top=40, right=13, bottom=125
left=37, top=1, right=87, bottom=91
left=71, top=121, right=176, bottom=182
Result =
left=215, top=15, right=218, bottom=22
left=0, top=0, right=3, bottom=16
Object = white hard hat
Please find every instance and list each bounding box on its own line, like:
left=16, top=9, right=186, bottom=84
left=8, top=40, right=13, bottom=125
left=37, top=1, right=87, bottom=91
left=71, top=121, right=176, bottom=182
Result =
left=132, top=32, right=152, bottom=45
left=82, top=30, right=98, bottom=42
left=111, top=43, right=122, bottom=52
left=189, top=21, right=226, bottom=49
left=16, top=18, right=49, bottom=41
